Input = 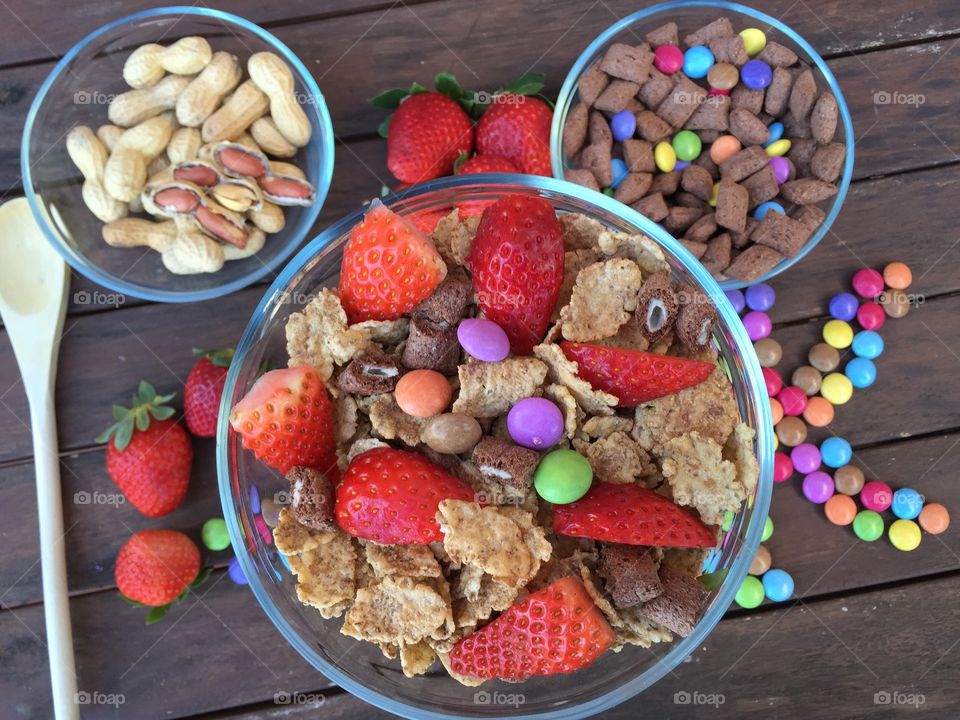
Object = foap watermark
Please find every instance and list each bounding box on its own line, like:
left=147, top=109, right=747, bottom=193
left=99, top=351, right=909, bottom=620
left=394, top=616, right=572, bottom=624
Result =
left=675, top=90, right=726, bottom=107
left=674, top=690, right=726, bottom=707
left=874, top=690, right=925, bottom=708
left=274, top=489, right=293, bottom=505
left=474, top=490, right=525, bottom=506
left=274, top=690, right=326, bottom=706
left=75, top=691, right=125, bottom=708
left=473, top=690, right=526, bottom=708
left=879, top=290, right=925, bottom=308
left=74, top=490, right=126, bottom=507
left=471, top=90, right=530, bottom=106
left=74, top=289, right=126, bottom=307
left=73, top=90, right=117, bottom=106
left=873, top=90, right=925, bottom=108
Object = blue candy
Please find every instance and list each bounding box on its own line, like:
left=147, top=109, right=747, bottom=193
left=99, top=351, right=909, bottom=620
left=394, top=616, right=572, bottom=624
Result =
left=762, top=568, right=794, bottom=602
left=845, top=357, right=877, bottom=388
left=763, top=121, right=785, bottom=147
left=228, top=556, right=248, bottom=585
left=724, top=289, right=746, bottom=314
left=745, top=283, right=776, bottom=312
left=820, top=437, right=853, bottom=468
left=701, top=546, right=722, bottom=574
left=829, top=292, right=859, bottom=322
left=683, top=45, right=715, bottom=79
left=610, top=109, right=636, bottom=142
left=741, top=59, right=773, bottom=89
left=610, top=157, right=629, bottom=188
left=891, top=488, right=924, bottom=520
left=852, top=330, right=884, bottom=359
left=249, top=484, right=261, bottom=514
left=754, top=201, right=785, bottom=220
left=674, top=159, right=691, bottom=171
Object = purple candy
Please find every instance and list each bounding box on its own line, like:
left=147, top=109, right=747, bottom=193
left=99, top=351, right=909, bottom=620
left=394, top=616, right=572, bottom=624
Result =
left=790, top=443, right=822, bottom=474
left=745, top=283, right=776, bottom=312
left=768, top=156, right=790, bottom=184
left=457, top=318, right=510, bottom=362
left=725, top=289, right=746, bottom=314
left=674, top=160, right=691, bottom=171
left=802, top=471, right=835, bottom=504
left=828, top=292, right=859, bottom=322
left=228, top=556, right=248, bottom=585
left=249, top=484, right=261, bottom=514
left=507, top=397, right=564, bottom=449
left=742, top=310, right=772, bottom=341
left=610, top=109, right=637, bottom=142
left=741, top=59, right=772, bottom=89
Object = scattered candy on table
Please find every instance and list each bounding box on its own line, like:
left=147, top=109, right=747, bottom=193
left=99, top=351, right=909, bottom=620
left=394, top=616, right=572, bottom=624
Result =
left=802, top=471, right=834, bottom=504
left=828, top=292, right=859, bottom=322
left=808, top=343, right=840, bottom=372
left=852, top=330, right=884, bottom=359
left=856, top=301, right=885, bottom=331
left=883, top=261, right=912, bottom=290
left=860, top=480, right=893, bottom=512
left=853, top=510, right=885, bottom=542
left=762, top=568, right=794, bottom=602
left=790, top=443, right=821, bottom=474
left=735, top=575, right=765, bottom=609
left=776, top=416, right=807, bottom=447
left=881, top=289, right=910, bottom=318
left=755, top=337, right=782, bottom=367
left=763, top=367, right=783, bottom=396
left=891, top=489, right=924, bottom=520
left=725, top=288, right=746, bottom=313
left=792, top=366, right=823, bottom=396
left=745, top=283, right=775, bottom=311
left=750, top=545, right=772, bottom=575
left=820, top=437, right=852, bottom=468
left=803, top=396, right=834, bottom=427
left=825, top=494, right=857, bottom=526
left=823, top=319, right=853, bottom=349
left=851, top=268, right=884, bottom=298
left=834, top=465, right=865, bottom=496
left=919, top=503, right=950, bottom=534
left=762, top=516, right=774, bottom=542
left=743, top=311, right=772, bottom=340
left=201, top=518, right=230, bottom=551
left=888, top=519, right=922, bottom=552
left=773, top=451, right=793, bottom=483
left=778, top=386, right=807, bottom=416
left=844, top=357, right=877, bottom=388
left=820, top=372, right=853, bottom=405
left=228, top=556, right=248, bottom=585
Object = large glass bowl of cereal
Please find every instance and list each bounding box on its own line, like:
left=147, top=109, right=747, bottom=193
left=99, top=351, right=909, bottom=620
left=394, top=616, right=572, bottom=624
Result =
left=551, top=1, right=854, bottom=289
left=217, top=175, right=772, bottom=719
left=22, top=7, right=334, bottom=302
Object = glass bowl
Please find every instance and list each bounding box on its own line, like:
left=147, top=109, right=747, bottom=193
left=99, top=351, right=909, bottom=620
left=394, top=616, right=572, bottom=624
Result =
left=550, top=0, right=855, bottom=290
left=217, top=175, right=773, bottom=719
left=21, top=6, right=334, bottom=303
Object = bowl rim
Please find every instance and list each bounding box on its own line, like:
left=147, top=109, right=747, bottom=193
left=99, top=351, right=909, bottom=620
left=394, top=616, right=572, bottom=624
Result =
left=217, top=173, right=773, bottom=720
left=20, top=5, right=335, bottom=303
left=549, top=0, right=855, bottom=291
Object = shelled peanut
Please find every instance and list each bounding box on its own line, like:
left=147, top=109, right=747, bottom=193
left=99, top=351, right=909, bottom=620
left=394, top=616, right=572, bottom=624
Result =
left=67, top=35, right=317, bottom=275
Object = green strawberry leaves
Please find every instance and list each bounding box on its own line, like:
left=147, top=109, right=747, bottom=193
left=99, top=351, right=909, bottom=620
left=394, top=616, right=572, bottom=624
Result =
left=121, top=565, right=213, bottom=624
left=96, top=380, right=176, bottom=451
left=193, top=347, right=234, bottom=368
left=452, top=151, right=470, bottom=174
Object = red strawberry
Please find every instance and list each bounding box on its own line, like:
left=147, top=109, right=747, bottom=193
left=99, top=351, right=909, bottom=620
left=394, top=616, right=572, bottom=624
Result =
left=454, top=154, right=521, bottom=218
left=338, top=201, right=447, bottom=323
left=469, top=195, right=564, bottom=354
left=335, top=447, right=474, bottom=544
left=229, top=366, right=338, bottom=477
left=406, top=207, right=450, bottom=235
left=560, top=341, right=715, bottom=406
left=387, top=92, right=474, bottom=183
left=97, top=381, right=192, bottom=517
left=448, top=576, right=615, bottom=680
left=184, top=347, right=233, bottom=438
left=116, top=530, right=205, bottom=622
left=553, top=482, right=716, bottom=548
left=475, top=94, right=553, bottom=176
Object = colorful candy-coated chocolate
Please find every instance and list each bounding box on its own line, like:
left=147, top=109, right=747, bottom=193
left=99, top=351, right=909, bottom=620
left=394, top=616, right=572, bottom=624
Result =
left=725, top=288, right=746, bottom=313
left=745, top=282, right=775, bottom=311
left=856, top=301, right=885, bottom=331
left=749, top=544, right=771, bottom=575
left=202, top=518, right=230, bottom=551
left=881, top=289, right=910, bottom=318
left=834, top=465, right=865, bottom=496
left=654, top=141, right=677, bottom=172
left=852, top=268, right=884, bottom=298
left=883, top=261, right=912, bottom=290
left=654, top=44, right=684, bottom=74
left=507, top=397, right=565, bottom=450
left=808, top=343, right=840, bottom=372
left=860, top=480, right=893, bottom=512
left=610, top=157, right=629, bottom=188
left=762, top=516, right=774, bottom=542
left=683, top=45, right=715, bottom=78
left=674, top=160, right=691, bottom=171
left=721, top=510, right=735, bottom=532
left=255, top=514, right=272, bottom=545
left=708, top=87, right=731, bottom=96
left=260, top=498, right=283, bottom=528
left=821, top=372, right=853, bottom=405
left=755, top=338, right=782, bottom=367
left=803, top=396, right=834, bottom=427
left=891, top=487, right=924, bottom=520
left=423, top=413, right=483, bottom=454
left=828, top=292, right=859, bottom=322
left=742, top=310, right=772, bottom=340
left=395, top=369, right=451, bottom=417
left=764, top=121, right=785, bottom=146
left=735, top=575, right=765, bottom=608
left=458, top=318, right=510, bottom=361
left=765, top=139, right=791, bottom=157
left=769, top=397, right=784, bottom=425
left=802, top=471, right=834, bottom=504
left=919, top=503, right=950, bottom=534
left=739, top=28, right=767, bottom=56
left=707, top=62, right=739, bottom=90
left=820, top=436, right=853, bottom=468
left=823, top=319, right=854, bottom=349
left=852, top=330, right=884, bottom=359
left=249, top=484, right=261, bottom=514
left=790, top=443, right=821, bottom=474
left=533, top=448, right=593, bottom=504
left=740, top=59, right=772, bottom=89
left=768, top=155, right=790, bottom=184
left=853, top=510, right=884, bottom=542
left=777, top=386, right=807, bottom=416
left=762, top=367, right=783, bottom=396
left=776, top=416, right=807, bottom=447
left=710, top=135, right=741, bottom=164
left=610, top=109, right=637, bottom=142
left=672, top=130, right=702, bottom=161
left=228, top=556, right=248, bottom=584
left=889, top=519, right=922, bottom=552
left=792, top=365, right=823, bottom=396
left=825, top=494, right=857, bottom=526
left=709, top=181, right=720, bottom=207
left=845, top=357, right=877, bottom=389
left=773, top=451, right=793, bottom=483
left=762, top=568, right=794, bottom=602
left=772, top=433, right=779, bottom=451
left=753, top=201, right=784, bottom=220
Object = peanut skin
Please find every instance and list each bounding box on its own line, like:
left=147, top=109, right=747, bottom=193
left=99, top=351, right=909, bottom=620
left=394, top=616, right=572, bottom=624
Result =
left=250, top=117, right=296, bottom=158
left=123, top=37, right=213, bottom=88
left=167, top=127, right=202, bottom=164
left=96, top=124, right=124, bottom=153
left=176, top=51, right=242, bottom=127
left=247, top=200, right=285, bottom=234
left=67, top=126, right=127, bottom=222
left=109, top=74, right=192, bottom=127
left=102, top=217, right=177, bottom=251
left=247, top=52, right=312, bottom=147
left=201, top=80, right=268, bottom=144
left=103, top=114, right=175, bottom=202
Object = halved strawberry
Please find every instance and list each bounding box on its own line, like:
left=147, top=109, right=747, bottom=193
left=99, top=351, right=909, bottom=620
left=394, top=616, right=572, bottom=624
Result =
left=553, top=482, right=716, bottom=547
left=469, top=195, right=564, bottom=355
left=338, top=201, right=447, bottom=323
left=229, top=366, right=338, bottom=477
left=560, top=341, right=715, bottom=406
left=448, top=576, right=615, bottom=681
left=335, top=447, right=474, bottom=544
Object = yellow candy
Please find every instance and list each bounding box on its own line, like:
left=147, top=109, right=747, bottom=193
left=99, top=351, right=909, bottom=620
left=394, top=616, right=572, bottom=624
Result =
left=709, top=181, right=720, bottom=208
left=654, top=141, right=677, bottom=173
left=772, top=433, right=779, bottom=450
left=823, top=319, right=853, bottom=349
left=889, top=519, right=921, bottom=551
left=821, top=373, right=853, bottom=405
left=765, top=139, right=792, bottom=157
left=740, top=28, right=767, bottom=57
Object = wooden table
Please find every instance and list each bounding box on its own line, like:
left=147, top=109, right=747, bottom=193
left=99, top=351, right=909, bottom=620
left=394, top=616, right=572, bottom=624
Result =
left=2, top=1, right=959, bottom=717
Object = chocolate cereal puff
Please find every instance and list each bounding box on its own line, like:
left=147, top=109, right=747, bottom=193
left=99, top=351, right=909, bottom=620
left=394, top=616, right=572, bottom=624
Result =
left=779, top=178, right=838, bottom=205
left=757, top=41, right=798, bottom=68
left=680, top=164, right=715, bottom=201
left=718, top=145, right=767, bottom=182
left=686, top=212, right=717, bottom=243
left=563, top=102, right=589, bottom=157
left=581, top=144, right=614, bottom=186
left=715, top=179, right=749, bottom=233
left=788, top=68, right=817, bottom=120
left=635, top=270, right=678, bottom=342
left=685, top=93, right=730, bottom=131
left=635, top=110, right=673, bottom=143
left=656, top=76, right=706, bottom=128
left=646, top=21, right=678, bottom=48
left=622, top=139, right=656, bottom=173
left=741, top=164, right=780, bottom=208
left=664, top=206, right=704, bottom=235
left=614, top=172, right=654, bottom=205
left=683, top=17, right=734, bottom=47
left=564, top=168, right=600, bottom=191
left=709, top=34, right=748, bottom=66
left=638, top=67, right=677, bottom=109
left=589, top=110, right=613, bottom=148
left=402, top=317, right=461, bottom=375
left=701, top=233, right=732, bottom=275
left=631, top=192, right=669, bottom=222
left=578, top=61, right=610, bottom=107
left=728, top=107, right=770, bottom=146
left=724, top=244, right=784, bottom=282
left=287, top=466, right=337, bottom=532
left=751, top=211, right=812, bottom=258
left=337, top=353, right=404, bottom=396
left=810, top=92, right=839, bottom=144
left=810, top=142, right=845, bottom=183
left=413, top=267, right=472, bottom=327
left=764, top=66, right=793, bottom=117
left=594, top=79, right=641, bottom=114
left=791, top=203, right=825, bottom=231
left=675, top=283, right=717, bottom=351
left=642, top=565, right=708, bottom=637
left=600, top=43, right=654, bottom=85
left=471, top=437, right=540, bottom=490
left=598, top=544, right=664, bottom=608
left=730, top=85, right=764, bottom=115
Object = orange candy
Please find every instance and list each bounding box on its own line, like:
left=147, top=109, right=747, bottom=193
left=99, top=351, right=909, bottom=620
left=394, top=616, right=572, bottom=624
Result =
left=919, top=502, right=950, bottom=534
left=394, top=369, right=452, bottom=418
left=825, top=494, right=857, bottom=526
left=883, top=262, right=912, bottom=290
left=803, top=396, right=834, bottom=427
left=769, top=397, right=784, bottom=425
left=710, top=134, right=742, bottom=165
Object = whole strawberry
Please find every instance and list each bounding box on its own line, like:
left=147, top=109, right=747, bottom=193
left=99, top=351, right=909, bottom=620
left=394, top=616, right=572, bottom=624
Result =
left=386, top=92, right=473, bottom=183
left=475, top=94, right=553, bottom=176
left=184, top=347, right=233, bottom=437
left=455, top=154, right=519, bottom=175
left=116, top=529, right=206, bottom=622
left=469, top=194, right=564, bottom=354
left=230, top=366, right=339, bottom=476
left=97, top=381, right=192, bottom=517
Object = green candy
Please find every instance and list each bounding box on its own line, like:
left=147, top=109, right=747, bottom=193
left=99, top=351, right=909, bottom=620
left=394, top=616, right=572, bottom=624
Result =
left=534, top=449, right=593, bottom=504
left=721, top=510, right=735, bottom=532
left=761, top=516, right=773, bottom=542
left=672, top=130, right=702, bottom=162
left=202, top=518, right=231, bottom=551
left=735, top=575, right=764, bottom=609
left=853, top=510, right=884, bottom=542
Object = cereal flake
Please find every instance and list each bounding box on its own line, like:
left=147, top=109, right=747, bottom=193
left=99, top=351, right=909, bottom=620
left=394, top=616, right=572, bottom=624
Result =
left=577, top=431, right=657, bottom=484
left=560, top=259, right=644, bottom=342
left=560, top=212, right=607, bottom=250
left=543, top=383, right=581, bottom=439
left=286, top=289, right=375, bottom=380
left=596, top=230, right=670, bottom=276
left=368, top=393, right=428, bottom=446
left=289, top=529, right=357, bottom=618
left=660, top=431, right=743, bottom=526
left=533, top=343, right=618, bottom=416
left=452, top=357, right=548, bottom=418
left=400, top=641, right=436, bottom=677
left=342, top=575, right=451, bottom=645
left=724, top=422, right=759, bottom=493
left=364, top=541, right=443, bottom=579
left=554, top=249, right=601, bottom=322
left=582, top=415, right=634, bottom=439
left=274, top=507, right=335, bottom=556
left=431, top=210, right=480, bottom=267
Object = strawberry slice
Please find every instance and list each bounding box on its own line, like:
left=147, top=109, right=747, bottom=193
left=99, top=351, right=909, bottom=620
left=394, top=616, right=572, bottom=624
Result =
left=553, top=482, right=716, bottom=548
left=229, top=366, right=338, bottom=477
left=339, top=201, right=447, bottom=323
left=560, top=341, right=714, bottom=406
left=448, top=576, right=615, bottom=681
left=335, top=447, right=474, bottom=544
left=469, top=195, right=564, bottom=355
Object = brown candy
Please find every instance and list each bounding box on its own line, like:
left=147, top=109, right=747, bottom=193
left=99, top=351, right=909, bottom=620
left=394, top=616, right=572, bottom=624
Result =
left=754, top=338, right=782, bottom=367
left=635, top=271, right=678, bottom=342
left=337, top=353, right=403, bottom=396
left=749, top=545, right=772, bottom=575
left=286, top=466, right=336, bottom=532
left=808, top=342, right=840, bottom=372
left=792, top=365, right=823, bottom=396
left=881, top=289, right=910, bottom=318
left=707, top=62, right=739, bottom=91
left=834, top=465, right=865, bottom=496
left=470, top=437, right=539, bottom=490
left=422, top=413, right=483, bottom=455
left=597, top=544, right=663, bottom=609
left=775, top=416, right=807, bottom=447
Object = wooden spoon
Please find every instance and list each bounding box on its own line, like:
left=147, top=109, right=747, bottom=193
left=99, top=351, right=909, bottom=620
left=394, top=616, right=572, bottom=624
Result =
left=0, top=198, right=78, bottom=719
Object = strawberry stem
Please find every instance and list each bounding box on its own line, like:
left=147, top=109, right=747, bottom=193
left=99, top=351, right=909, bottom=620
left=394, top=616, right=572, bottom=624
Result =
left=192, top=347, right=234, bottom=368
left=95, top=380, right=176, bottom=451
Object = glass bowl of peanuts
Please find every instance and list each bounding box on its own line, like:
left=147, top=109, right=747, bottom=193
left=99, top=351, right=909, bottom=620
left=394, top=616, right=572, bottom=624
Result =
left=217, top=175, right=773, bottom=719
left=551, top=1, right=855, bottom=289
left=21, top=6, right=334, bottom=302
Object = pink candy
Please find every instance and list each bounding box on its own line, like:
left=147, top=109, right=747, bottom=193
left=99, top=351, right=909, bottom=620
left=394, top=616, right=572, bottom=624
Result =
left=762, top=367, right=783, bottom=396
left=861, top=480, right=893, bottom=512
left=852, top=268, right=884, bottom=299
left=856, top=301, right=885, bottom=331
left=255, top=514, right=273, bottom=545
left=774, top=451, right=794, bottom=483
left=654, top=45, right=684, bottom=74
left=778, top=386, right=808, bottom=416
